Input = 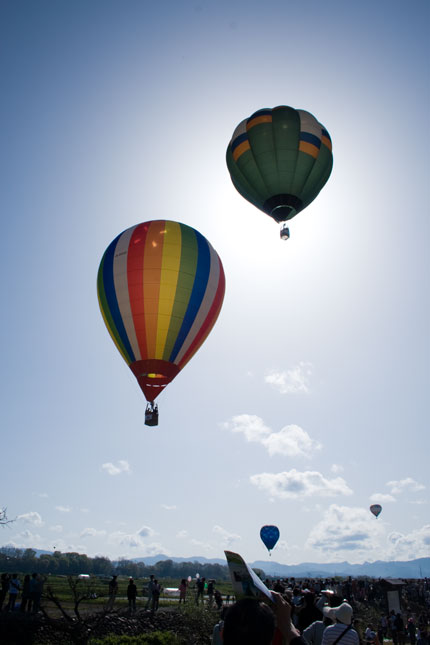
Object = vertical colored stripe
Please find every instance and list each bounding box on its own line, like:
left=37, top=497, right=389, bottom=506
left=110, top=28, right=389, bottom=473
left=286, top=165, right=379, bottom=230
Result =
left=127, top=222, right=151, bottom=362
left=169, top=230, right=210, bottom=362
left=143, top=220, right=165, bottom=359
left=114, top=225, right=141, bottom=361
left=98, top=236, right=135, bottom=364
left=163, top=224, right=198, bottom=360
left=156, top=221, right=182, bottom=359
left=176, top=244, right=225, bottom=368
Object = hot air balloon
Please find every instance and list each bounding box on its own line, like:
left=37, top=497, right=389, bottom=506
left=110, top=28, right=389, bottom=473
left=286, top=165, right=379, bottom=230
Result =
left=260, top=525, right=280, bottom=555
left=97, top=220, right=225, bottom=426
left=370, top=504, right=382, bottom=518
left=226, top=106, right=333, bottom=240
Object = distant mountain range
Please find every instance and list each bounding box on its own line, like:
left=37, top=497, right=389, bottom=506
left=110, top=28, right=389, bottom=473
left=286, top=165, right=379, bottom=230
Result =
left=27, top=550, right=429, bottom=578
left=129, top=554, right=430, bottom=578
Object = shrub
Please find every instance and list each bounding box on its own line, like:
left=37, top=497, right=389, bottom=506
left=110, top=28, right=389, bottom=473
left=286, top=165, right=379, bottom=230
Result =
left=88, top=632, right=183, bottom=644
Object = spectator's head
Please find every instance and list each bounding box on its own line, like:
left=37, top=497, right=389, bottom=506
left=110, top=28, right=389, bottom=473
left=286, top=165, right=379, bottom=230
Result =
left=223, top=597, right=275, bottom=645
left=323, top=602, right=353, bottom=625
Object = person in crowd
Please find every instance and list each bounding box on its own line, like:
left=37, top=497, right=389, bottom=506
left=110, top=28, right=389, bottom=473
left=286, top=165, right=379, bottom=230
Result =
left=0, top=573, right=10, bottom=610
left=107, top=575, right=118, bottom=611
left=20, top=574, right=31, bottom=612
left=33, top=573, right=46, bottom=613
left=179, top=578, right=187, bottom=604
left=222, top=591, right=304, bottom=645
left=389, top=610, right=399, bottom=645
left=364, top=625, right=378, bottom=645
left=212, top=606, right=229, bottom=645
left=321, top=602, right=359, bottom=645
left=303, top=616, right=333, bottom=645
left=151, top=578, right=161, bottom=612
left=6, top=573, right=20, bottom=611
left=408, top=617, right=417, bottom=645
left=298, top=591, right=324, bottom=632
left=145, top=574, right=155, bottom=610
left=395, top=613, right=406, bottom=645
left=195, top=576, right=205, bottom=605
left=378, top=614, right=388, bottom=643
left=127, top=577, right=137, bottom=614
left=214, top=588, right=223, bottom=610
left=207, top=579, right=215, bottom=607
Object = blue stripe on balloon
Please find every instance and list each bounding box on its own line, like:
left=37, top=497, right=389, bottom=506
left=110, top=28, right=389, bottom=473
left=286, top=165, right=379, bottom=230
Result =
left=231, top=132, right=248, bottom=153
left=299, top=132, right=321, bottom=148
left=102, top=234, right=136, bottom=364
left=169, top=231, right=210, bottom=363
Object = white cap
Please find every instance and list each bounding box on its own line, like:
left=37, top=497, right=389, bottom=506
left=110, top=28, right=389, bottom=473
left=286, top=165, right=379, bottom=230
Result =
left=323, top=602, right=353, bottom=625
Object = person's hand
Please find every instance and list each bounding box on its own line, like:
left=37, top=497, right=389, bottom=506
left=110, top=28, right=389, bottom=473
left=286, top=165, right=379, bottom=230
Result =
left=272, top=592, right=301, bottom=642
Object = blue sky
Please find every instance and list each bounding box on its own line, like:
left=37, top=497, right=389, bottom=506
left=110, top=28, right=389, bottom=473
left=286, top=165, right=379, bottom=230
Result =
left=1, top=0, right=429, bottom=565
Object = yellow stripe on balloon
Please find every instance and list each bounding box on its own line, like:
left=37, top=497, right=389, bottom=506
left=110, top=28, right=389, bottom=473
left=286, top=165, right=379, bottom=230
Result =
left=155, top=221, right=182, bottom=358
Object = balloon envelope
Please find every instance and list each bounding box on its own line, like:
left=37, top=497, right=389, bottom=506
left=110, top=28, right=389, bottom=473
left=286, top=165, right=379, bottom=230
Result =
left=97, top=220, right=225, bottom=402
left=227, top=106, right=333, bottom=224
left=370, top=504, right=382, bottom=518
left=260, top=525, right=280, bottom=552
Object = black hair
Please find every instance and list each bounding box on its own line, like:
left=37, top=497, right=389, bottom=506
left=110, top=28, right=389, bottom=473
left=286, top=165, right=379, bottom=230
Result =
left=223, top=597, right=275, bottom=645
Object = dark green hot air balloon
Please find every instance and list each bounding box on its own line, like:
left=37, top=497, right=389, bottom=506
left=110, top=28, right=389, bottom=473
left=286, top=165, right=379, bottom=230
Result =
left=226, top=106, right=333, bottom=239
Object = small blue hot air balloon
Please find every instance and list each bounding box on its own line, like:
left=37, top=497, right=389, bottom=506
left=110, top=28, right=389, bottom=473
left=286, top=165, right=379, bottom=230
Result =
left=260, top=525, right=280, bottom=555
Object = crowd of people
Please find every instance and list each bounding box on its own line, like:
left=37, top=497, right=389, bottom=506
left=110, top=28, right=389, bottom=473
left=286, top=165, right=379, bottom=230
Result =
left=1, top=565, right=429, bottom=645
left=0, top=572, right=46, bottom=613
left=212, top=576, right=430, bottom=645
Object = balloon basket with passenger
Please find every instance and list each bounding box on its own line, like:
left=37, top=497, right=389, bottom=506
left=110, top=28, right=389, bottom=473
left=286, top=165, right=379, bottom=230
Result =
left=145, top=402, right=159, bottom=426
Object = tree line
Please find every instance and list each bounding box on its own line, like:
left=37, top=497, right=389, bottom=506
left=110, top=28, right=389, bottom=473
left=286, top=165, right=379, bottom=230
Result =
left=0, top=547, right=231, bottom=580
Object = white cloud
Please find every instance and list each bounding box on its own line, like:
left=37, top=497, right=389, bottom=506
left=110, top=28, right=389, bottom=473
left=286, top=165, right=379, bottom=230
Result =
left=108, top=528, right=158, bottom=552
left=387, top=525, right=430, bottom=559
left=224, top=415, right=321, bottom=458
left=224, top=414, right=271, bottom=441
left=307, top=505, right=385, bottom=558
left=265, top=362, right=313, bottom=394
left=190, top=538, right=213, bottom=551
left=386, top=477, right=425, bottom=495
left=80, top=528, right=107, bottom=538
left=137, top=526, right=155, bottom=538
left=161, top=504, right=177, bottom=511
left=49, top=525, right=63, bottom=533
left=55, top=506, right=71, bottom=513
left=18, top=512, right=44, bottom=526
left=176, top=530, right=188, bottom=538
left=213, top=525, right=241, bottom=547
left=264, top=425, right=321, bottom=458
left=370, top=493, right=396, bottom=503
left=102, top=460, right=131, bottom=476
left=331, top=464, right=344, bottom=474
left=250, top=469, right=353, bottom=500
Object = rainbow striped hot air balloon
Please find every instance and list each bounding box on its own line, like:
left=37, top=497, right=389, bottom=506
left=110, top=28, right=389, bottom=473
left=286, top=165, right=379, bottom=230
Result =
left=97, top=220, right=225, bottom=425
left=226, top=106, right=333, bottom=240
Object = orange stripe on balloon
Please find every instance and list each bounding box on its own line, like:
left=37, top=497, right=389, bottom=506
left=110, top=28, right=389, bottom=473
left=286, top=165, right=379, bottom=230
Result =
left=232, top=140, right=251, bottom=162
left=321, top=135, right=332, bottom=151
left=247, top=114, right=272, bottom=129
left=299, top=140, right=319, bottom=158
